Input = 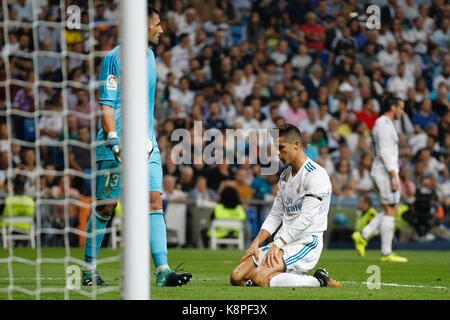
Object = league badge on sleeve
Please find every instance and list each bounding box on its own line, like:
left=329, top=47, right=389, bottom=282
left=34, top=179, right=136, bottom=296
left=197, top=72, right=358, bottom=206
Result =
left=106, top=75, right=117, bottom=90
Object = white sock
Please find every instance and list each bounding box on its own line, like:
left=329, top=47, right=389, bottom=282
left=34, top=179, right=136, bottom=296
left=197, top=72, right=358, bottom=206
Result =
left=82, top=263, right=96, bottom=271
left=380, top=215, right=395, bottom=256
left=269, top=273, right=320, bottom=287
left=156, top=264, right=170, bottom=274
left=361, top=212, right=384, bottom=239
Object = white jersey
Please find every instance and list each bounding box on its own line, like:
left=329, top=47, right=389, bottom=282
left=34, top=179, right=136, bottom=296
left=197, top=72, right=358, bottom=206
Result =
left=261, top=158, right=332, bottom=244
left=371, top=115, right=399, bottom=175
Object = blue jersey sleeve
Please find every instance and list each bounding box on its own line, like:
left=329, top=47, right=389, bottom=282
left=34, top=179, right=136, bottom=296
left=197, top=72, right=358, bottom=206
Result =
left=99, top=52, right=120, bottom=107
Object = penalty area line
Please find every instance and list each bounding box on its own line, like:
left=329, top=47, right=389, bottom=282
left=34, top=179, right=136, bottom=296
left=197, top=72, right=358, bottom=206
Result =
left=340, top=281, right=447, bottom=290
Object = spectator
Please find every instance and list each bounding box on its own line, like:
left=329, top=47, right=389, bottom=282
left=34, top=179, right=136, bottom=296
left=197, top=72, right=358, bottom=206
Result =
left=205, top=101, right=226, bottom=131
left=171, top=33, right=193, bottom=75
left=203, top=8, right=232, bottom=48
left=431, top=18, right=449, bottom=53
left=413, top=99, right=439, bottom=132
left=331, top=158, right=356, bottom=198
left=356, top=98, right=378, bottom=131
left=416, top=148, right=448, bottom=182
left=302, top=64, right=324, bottom=100
left=377, top=41, right=400, bottom=77
left=231, top=168, right=253, bottom=202
left=270, top=40, right=289, bottom=68
left=235, top=106, right=260, bottom=132
left=12, top=0, right=33, bottom=22
left=399, top=165, right=416, bottom=204
left=206, top=161, right=233, bottom=191
left=188, top=175, right=217, bottom=204
left=352, top=152, right=374, bottom=195
left=432, top=83, right=450, bottom=118
left=169, top=76, right=195, bottom=115
left=316, top=146, right=335, bottom=176
left=301, top=131, right=318, bottom=161
left=162, top=175, right=187, bottom=201
left=298, top=106, right=327, bottom=137
left=291, top=43, right=312, bottom=76
left=68, top=126, right=92, bottom=173
left=156, top=50, right=183, bottom=90
left=300, top=12, right=326, bottom=51
left=432, top=63, right=450, bottom=92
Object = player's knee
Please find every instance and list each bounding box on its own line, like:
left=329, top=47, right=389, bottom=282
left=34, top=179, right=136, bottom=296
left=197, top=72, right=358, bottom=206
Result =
left=96, top=202, right=117, bottom=218
left=230, top=268, right=244, bottom=286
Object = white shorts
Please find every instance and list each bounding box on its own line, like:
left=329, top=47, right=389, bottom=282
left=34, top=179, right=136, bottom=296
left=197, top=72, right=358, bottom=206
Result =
left=252, top=235, right=323, bottom=275
left=370, top=169, right=401, bottom=205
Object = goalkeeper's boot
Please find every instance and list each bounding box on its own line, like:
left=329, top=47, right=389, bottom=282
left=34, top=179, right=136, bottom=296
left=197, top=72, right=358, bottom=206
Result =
left=81, top=270, right=110, bottom=286
left=380, top=252, right=408, bottom=263
left=156, top=268, right=192, bottom=287
left=351, top=231, right=367, bottom=258
left=313, top=268, right=342, bottom=288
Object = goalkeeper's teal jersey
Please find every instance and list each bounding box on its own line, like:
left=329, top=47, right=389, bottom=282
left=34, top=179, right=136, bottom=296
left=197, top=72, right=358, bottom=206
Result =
left=96, top=45, right=158, bottom=161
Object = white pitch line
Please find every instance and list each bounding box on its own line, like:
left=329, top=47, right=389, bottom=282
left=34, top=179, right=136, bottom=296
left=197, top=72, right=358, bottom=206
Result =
left=340, top=281, right=447, bottom=290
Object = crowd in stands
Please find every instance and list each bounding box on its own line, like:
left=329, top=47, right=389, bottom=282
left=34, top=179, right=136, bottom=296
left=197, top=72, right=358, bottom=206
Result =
left=0, top=0, right=449, bottom=244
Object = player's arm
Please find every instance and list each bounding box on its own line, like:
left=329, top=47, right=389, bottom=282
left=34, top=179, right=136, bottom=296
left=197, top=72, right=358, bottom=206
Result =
left=99, top=53, right=121, bottom=161
left=376, top=128, right=399, bottom=191
left=101, top=104, right=121, bottom=161
left=238, top=187, right=283, bottom=264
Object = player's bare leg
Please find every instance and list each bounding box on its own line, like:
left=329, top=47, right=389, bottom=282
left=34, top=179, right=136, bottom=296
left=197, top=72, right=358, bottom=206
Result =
left=249, top=249, right=286, bottom=287
left=230, top=256, right=258, bottom=286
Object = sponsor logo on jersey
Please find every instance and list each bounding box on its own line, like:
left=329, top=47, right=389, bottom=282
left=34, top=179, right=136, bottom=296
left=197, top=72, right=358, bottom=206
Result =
left=285, top=203, right=302, bottom=213
left=106, top=75, right=117, bottom=90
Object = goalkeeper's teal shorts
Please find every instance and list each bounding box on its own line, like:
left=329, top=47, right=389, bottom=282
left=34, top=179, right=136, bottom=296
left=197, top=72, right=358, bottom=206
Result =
left=95, top=147, right=163, bottom=200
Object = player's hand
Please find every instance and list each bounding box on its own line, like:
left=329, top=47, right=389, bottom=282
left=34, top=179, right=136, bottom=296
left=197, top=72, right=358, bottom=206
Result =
left=239, top=243, right=259, bottom=265
left=262, top=245, right=281, bottom=269
left=108, top=132, right=121, bottom=163
left=391, top=175, right=399, bottom=192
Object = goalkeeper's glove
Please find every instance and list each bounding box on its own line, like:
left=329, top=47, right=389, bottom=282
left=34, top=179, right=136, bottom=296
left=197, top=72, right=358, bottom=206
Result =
left=107, top=131, right=122, bottom=163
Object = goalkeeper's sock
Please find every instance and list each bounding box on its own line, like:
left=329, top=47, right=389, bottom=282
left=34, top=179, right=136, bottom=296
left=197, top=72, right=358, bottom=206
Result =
left=380, top=215, right=395, bottom=256
left=361, top=211, right=384, bottom=240
left=83, top=210, right=110, bottom=270
left=269, top=273, right=320, bottom=287
left=150, top=211, right=169, bottom=273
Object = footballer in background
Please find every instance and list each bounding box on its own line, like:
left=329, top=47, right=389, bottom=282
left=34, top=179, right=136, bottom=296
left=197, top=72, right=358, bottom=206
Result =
left=352, top=93, right=408, bottom=263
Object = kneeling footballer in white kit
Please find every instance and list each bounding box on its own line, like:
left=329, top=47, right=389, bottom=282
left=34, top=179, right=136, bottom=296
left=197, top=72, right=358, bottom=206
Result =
left=230, top=124, right=341, bottom=288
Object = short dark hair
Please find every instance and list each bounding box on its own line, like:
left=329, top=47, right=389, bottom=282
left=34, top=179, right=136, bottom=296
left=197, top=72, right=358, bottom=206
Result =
left=274, top=123, right=303, bottom=144
left=148, top=5, right=160, bottom=18
left=380, top=93, right=401, bottom=114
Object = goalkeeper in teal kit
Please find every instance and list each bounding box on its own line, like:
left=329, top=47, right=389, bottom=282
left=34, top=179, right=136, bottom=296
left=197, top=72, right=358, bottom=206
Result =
left=82, top=6, right=192, bottom=287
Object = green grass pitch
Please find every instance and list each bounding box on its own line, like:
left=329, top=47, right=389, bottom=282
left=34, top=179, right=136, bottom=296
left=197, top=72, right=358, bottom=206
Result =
left=0, top=248, right=449, bottom=300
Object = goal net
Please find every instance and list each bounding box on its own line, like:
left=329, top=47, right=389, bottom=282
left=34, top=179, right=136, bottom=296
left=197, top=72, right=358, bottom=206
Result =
left=0, top=0, right=123, bottom=299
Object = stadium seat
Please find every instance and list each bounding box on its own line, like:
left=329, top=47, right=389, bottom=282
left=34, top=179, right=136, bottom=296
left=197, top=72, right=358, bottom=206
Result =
left=23, top=118, right=36, bottom=141
left=230, top=25, right=244, bottom=46
left=1, top=195, right=36, bottom=249
left=165, top=202, right=187, bottom=248
left=210, top=219, right=244, bottom=250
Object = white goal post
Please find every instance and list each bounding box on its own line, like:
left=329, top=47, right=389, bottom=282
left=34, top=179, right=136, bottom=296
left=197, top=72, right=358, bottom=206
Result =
left=119, top=0, right=150, bottom=300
